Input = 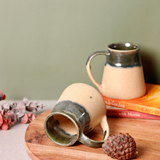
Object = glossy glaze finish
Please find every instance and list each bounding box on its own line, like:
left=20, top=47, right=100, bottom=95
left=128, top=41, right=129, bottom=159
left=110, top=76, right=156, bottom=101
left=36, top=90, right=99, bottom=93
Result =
left=44, top=83, right=109, bottom=148
left=107, top=43, right=141, bottom=67
left=44, top=100, right=90, bottom=146
left=86, top=42, right=146, bottom=99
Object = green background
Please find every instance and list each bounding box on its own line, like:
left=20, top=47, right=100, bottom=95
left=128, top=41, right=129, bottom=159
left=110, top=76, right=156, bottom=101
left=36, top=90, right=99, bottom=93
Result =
left=0, top=0, right=160, bottom=100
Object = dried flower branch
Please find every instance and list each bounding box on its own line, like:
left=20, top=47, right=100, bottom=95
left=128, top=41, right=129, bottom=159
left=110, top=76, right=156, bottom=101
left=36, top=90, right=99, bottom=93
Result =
left=0, top=97, right=44, bottom=131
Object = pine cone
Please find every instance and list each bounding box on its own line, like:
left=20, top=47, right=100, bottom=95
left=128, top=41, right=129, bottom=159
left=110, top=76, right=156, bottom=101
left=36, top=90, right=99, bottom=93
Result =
left=102, top=133, right=138, bottom=160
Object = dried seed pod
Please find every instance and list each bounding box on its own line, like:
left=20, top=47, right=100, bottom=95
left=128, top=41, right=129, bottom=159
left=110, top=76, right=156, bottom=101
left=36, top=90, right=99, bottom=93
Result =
left=19, top=113, right=28, bottom=124
left=0, top=111, right=11, bottom=130
left=31, top=114, right=36, bottom=121
left=6, top=110, right=17, bottom=123
left=22, top=97, right=28, bottom=105
left=102, top=133, right=138, bottom=160
left=16, top=111, right=25, bottom=119
left=26, top=102, right=37, bottom=112
left=0, top=114, right=3, bottom=125
left=1, top=103, right=12, bottom=113
left=27, top=112, right=32, bottom=118
left=1, top=120, right=9, bottom=130
left=16, top=102, right=26, bottom=113
left=27, top=112, right=36, bottom=122
left=0, top=90, right=6, bottom=100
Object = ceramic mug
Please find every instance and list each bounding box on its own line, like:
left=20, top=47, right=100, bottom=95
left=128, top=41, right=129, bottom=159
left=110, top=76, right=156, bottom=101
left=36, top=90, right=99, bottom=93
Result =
left=86, top=42, right=146, bottom=100
left=44, top=83, right=109, bottom=148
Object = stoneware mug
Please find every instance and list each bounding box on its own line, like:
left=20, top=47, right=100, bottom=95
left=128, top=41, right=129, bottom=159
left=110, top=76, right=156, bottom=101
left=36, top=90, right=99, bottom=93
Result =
left=44, top=83, right=109, bottom=148
left=86, top=42, right=146, bottom=100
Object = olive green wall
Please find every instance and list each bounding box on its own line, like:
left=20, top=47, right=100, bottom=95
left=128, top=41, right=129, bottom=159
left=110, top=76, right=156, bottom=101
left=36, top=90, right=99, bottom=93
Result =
left=0, top=0, right=160, bottom=100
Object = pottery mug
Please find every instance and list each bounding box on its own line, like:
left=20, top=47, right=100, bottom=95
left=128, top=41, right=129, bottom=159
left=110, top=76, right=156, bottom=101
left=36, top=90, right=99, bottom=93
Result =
left=44, top=83, right=109, bottom=148
left=86, top=42, right=146, bottom=100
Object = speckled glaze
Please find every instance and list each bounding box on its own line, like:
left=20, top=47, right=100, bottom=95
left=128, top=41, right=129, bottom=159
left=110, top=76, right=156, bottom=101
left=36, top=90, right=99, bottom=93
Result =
left=86, top=42, right=146, bottom=99
left=44, top=83, right=109, bottom=148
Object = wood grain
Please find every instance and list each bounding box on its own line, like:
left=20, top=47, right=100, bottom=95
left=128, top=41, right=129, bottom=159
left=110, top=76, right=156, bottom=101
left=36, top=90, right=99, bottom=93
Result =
left=25, top=109, right=160, bottom=160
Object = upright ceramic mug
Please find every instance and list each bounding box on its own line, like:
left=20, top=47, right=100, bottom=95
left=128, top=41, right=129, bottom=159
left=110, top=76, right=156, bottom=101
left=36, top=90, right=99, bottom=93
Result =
left=86, top=42, right=146, bottom=100
left=44, top=83, right=109, bottom=148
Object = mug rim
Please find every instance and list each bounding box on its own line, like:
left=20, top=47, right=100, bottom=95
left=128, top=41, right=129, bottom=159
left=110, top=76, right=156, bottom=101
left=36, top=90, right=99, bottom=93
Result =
left=44, top=111, right=80, bottom=146
left=107, top=42, right=140, bottom=53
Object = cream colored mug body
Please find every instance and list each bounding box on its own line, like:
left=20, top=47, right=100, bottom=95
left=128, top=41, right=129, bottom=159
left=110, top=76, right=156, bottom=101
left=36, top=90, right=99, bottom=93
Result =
left=44, top=83, right=109, bottom=148
left=86, top=42, right=146, bottom=100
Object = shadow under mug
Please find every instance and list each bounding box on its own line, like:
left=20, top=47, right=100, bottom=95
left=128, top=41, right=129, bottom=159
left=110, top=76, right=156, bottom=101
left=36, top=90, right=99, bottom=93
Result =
left=86, top=42, right=146, bottom=100
left=44, top=83, right=109, bottom=148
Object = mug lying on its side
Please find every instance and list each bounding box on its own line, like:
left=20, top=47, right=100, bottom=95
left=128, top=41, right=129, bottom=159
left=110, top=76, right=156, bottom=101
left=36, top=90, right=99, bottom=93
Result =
left=44, top=83, right=109, bottom=148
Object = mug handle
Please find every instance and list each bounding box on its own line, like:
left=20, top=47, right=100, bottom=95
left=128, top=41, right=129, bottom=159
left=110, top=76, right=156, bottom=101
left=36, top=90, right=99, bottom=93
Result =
left=86, top=51, right=110, bottom=93
left=79, top=115, right=109, bottom=148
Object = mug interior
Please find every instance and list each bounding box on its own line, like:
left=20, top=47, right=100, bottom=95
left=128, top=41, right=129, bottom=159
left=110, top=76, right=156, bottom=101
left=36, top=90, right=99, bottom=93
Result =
left=108, top=43, right=139, bottom=51
left=44, top=112, right=79, bottom=146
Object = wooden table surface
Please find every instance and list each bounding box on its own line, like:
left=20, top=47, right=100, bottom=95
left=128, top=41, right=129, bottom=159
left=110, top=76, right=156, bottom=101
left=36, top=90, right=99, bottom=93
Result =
left=25, top=109, right=160, bottom=160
